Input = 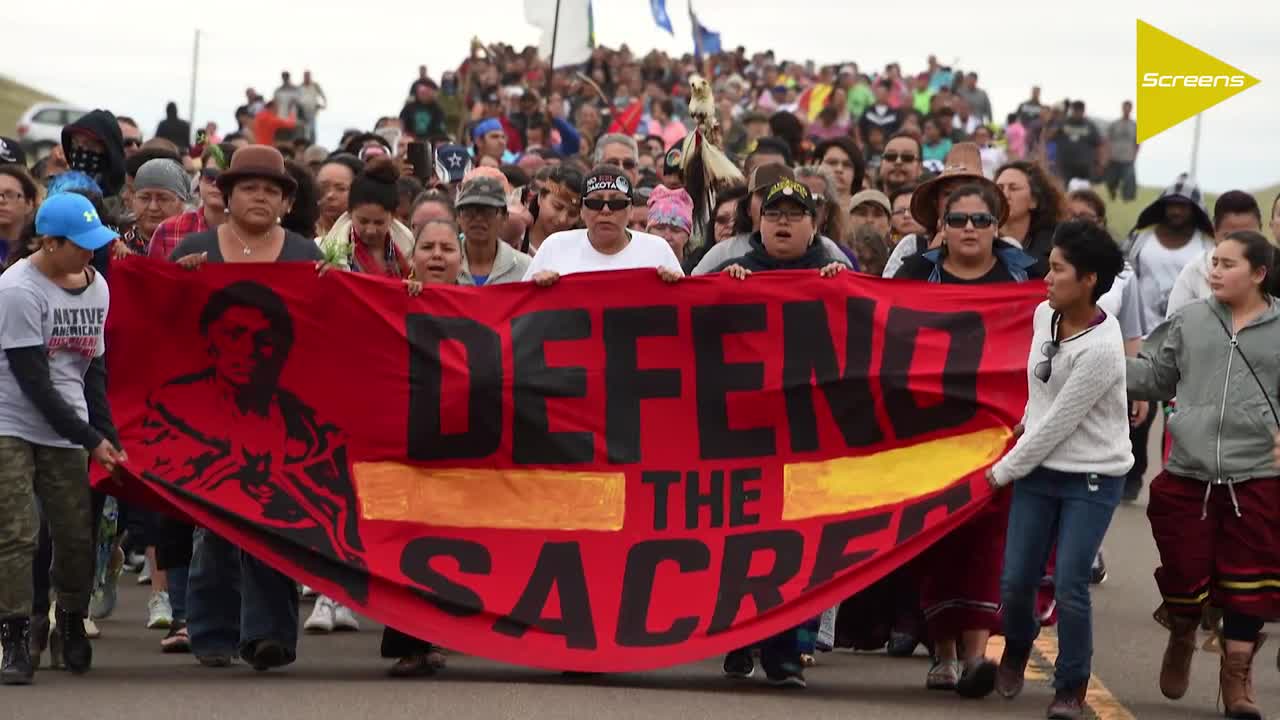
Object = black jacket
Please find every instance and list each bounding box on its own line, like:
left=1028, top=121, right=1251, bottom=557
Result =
left=156, top=116, right=192, bottom=150
left=708, top=231, right=829, bottom=273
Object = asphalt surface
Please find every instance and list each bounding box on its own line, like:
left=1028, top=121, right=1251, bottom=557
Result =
left=6, top=430, right=1279, bottom=720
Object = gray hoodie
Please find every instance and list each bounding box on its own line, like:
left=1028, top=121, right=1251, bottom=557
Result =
left=1127, top=298, right=1280, bottom=492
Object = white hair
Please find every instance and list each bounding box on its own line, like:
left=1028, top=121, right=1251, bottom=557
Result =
left=593, top=134, right=639, bottom=164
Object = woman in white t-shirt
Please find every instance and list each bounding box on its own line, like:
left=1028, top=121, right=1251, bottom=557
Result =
left=522, top=165, right=683, bottom=285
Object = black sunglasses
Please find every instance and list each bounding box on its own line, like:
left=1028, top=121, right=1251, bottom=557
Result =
left=882, top=152, right=917, bottom=164
left=603, top=158, right=638, bottom=171
left=1033, top=339, right=1059, bottom=383
left=944, top=211, right=996, bottom=229
left=583, top=197, right=630, bottom=212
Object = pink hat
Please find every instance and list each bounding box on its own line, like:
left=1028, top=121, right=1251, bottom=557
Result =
left=646, top=186, right=694, bottom=234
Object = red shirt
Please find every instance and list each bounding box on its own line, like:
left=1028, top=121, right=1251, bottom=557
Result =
left=148, top=209, right=209, bottom=260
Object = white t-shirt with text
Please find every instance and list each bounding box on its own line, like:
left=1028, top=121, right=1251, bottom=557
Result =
left=521, top=229, right=684, bottom=280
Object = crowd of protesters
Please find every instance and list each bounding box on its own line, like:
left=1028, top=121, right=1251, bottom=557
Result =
left=0, top=39, right=1276, bottom=720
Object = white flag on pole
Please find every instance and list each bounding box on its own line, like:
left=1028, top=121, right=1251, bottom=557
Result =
left=524, top=0, right=593, bottom=68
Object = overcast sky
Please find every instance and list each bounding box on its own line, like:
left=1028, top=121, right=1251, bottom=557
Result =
left=8, top=0, right=1276, bottom=192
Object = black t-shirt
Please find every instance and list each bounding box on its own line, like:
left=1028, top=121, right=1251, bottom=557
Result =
left=938, top=262, right=1014, bottom=284
left=1017, top=99, right=1043, bottom=125
left=1055, top=118, right=1100, bottom=171
left=894, top=253, right=1016, bottom=284
left=170, top=229, right=322, bottom=263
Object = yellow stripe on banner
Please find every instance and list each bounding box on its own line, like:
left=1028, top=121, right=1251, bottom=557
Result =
left=781, top=427, right=1010, bottom=521
left=354, top=463, right=625, bottom=531
left=1219, top=578, right=1280, bottom=591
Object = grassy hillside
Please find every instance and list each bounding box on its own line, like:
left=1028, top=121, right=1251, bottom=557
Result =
left=1103, top=183, right=1280, bottom=239
left=0, top=75, right=58, bottom=139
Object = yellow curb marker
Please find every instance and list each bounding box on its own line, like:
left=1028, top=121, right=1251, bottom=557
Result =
left=1025, top=627, right=1136, bottom=720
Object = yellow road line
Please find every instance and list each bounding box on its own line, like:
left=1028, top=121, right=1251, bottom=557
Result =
left=1029, top=626, right=1136, bottom=720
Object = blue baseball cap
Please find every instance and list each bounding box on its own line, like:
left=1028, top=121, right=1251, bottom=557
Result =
left=35, top=193, right=118, bottom=251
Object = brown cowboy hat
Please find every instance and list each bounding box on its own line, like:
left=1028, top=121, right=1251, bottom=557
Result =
left=909, top=142, right=1007, bottom=232
left=216, top=144, right=297, bottom=196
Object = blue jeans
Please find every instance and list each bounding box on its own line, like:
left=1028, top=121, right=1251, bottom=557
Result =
left=187, top=528, right=299, bottom=664
left=1000, top=467, right=1122, bottom=689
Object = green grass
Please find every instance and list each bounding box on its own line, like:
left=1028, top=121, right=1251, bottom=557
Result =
left=1101, top=183, right=1280, bottom=239
left=0, top=75, right=58, bottom=140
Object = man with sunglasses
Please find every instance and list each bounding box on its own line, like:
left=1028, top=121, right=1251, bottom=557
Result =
left=147, top=144, right=235, bottom=260
left=117, top=118, right=144, bottom=158
left=522, top=165, right=682, bottom=285
left=594, top=134, right=641, bottom=186
left=879, top=131, right=924, bottom=197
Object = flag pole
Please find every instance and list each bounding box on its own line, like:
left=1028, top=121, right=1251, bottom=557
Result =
left=547, top=0, right=562, bottom=79
left=544, top=0, right=562, bottom=104
left=1189, top=113, right=1202, bottom=182
left=188, top=29, right=201, bottom=134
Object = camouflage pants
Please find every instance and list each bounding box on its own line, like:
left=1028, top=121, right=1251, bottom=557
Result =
left=0, top=436, right=92, bottom=619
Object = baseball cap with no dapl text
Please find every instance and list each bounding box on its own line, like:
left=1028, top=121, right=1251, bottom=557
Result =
left=35, top=193, right=119, bottom=251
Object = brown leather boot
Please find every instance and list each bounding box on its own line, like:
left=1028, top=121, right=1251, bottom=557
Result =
left=1220, top=650, right=1262, bottom=720
left=1160, top=615, right=1198, bottom=699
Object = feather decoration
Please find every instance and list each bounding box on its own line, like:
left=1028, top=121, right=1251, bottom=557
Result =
left=679, top=74, right=744, bottom=244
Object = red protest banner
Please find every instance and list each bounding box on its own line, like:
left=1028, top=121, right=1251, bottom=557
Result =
left=101, top=259, right=1039, bottom=672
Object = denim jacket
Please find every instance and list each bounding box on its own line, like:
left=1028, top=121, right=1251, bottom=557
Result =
left=916, top=245, right=1037, bottom=283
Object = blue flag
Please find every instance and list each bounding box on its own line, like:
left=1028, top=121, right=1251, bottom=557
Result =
left=689, top=5, right=721, bottom=58
left=650, top=0, right=674, bottom=34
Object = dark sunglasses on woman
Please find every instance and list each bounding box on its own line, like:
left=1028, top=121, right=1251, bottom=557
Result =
left=943, top=211, right=996, bottom=229
left=583, top=197, right=630, bottom=212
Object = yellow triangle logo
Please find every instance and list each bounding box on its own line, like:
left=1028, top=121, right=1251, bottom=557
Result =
left=1136, top=20, right=1260, bottom=143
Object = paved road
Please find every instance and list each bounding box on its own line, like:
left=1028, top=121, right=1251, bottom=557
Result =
left=10, top=483, right=1278, bottom=720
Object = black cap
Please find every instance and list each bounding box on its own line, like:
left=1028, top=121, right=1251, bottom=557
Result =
left=663, top=142, right=685, bottom=176
left=584, top=166, right=633, bottom=199
left=761, top=177, right=816, bottom=214
left=0, top=137, right=27, bottom=167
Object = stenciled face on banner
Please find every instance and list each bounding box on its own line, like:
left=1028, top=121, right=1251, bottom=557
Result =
left=137, top=281, right=369, bottom=602
left=106, top=262, right=1037, bottom=671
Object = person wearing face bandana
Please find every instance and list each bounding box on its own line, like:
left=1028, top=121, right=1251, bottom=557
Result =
left=59, top=111, right=127, bottom=202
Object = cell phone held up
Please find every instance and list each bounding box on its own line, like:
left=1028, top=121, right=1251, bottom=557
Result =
left=407, top=141, right=433, bottom=183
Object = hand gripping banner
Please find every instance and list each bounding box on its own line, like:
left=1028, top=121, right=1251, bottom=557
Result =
left=101, top=259, right=1040, bottom=671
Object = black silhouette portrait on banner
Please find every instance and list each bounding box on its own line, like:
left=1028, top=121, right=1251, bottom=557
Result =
left=138, top=281, right=369, bottom=602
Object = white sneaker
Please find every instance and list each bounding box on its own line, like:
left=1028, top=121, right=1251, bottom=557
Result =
left=147, top=591, right=173, bottom=629
left=304, top=596, right=335, bottom=633
left=331, top=603, right=360, bottom=632
left=301, top=585, right=317, bottom=598
left=83, top=617, right=101, bottom=639
left=137, top=556, right=153, bottom=586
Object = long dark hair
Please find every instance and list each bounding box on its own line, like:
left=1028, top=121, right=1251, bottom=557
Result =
left=995, top=160, right=1066, bottom=240
left=281, top=160, right=318, bottom=237
left=1223, top=230, right=1280, bottom=298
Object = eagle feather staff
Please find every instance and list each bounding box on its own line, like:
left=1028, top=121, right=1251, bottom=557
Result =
left=679, top=75, right=744, bottom=242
